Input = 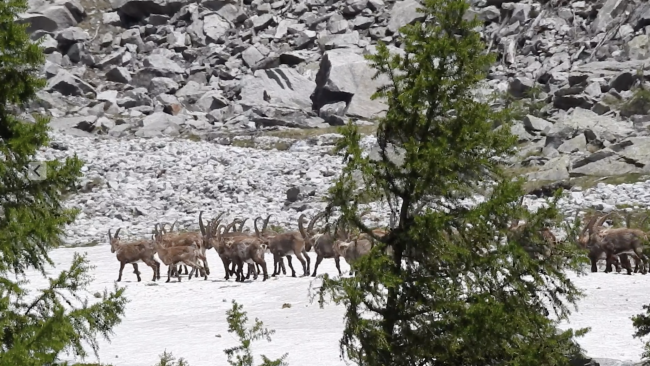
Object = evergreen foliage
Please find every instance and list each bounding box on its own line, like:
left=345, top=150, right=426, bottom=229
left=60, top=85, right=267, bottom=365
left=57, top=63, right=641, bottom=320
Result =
left=632, top=306, right=650, bottom=365
left=224, top=301, right=288, bottom=366
left=317, top=0, right=589, bottom=365
left=0, top=0, right=127, bottom=364
left=154, top=351, right=190, bottom=366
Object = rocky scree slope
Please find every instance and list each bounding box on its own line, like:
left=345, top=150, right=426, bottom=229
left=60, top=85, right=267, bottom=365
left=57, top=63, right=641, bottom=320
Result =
left=35, top=129, right=650, bottom=247
left=13, top=0, right=650, bottom=184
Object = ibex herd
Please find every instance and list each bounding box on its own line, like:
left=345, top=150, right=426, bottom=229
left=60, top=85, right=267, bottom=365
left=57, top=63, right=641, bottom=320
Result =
left=108, top=211, right=379, bottom=283
left=107, top=207, right=650, bottom=283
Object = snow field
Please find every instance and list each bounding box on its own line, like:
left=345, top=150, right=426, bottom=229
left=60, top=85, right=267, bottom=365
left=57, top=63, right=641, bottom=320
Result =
left=24, top=246, right=650, bottom=365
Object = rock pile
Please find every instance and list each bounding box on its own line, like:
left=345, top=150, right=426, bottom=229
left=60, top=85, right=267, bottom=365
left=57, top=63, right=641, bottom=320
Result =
left=35, top=129, right=650, bottom=246
left=15, top=0, right=650, bottom=184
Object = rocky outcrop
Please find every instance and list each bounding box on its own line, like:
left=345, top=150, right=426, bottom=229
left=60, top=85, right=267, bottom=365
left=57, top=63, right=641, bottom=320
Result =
left=12, top=0, right=650, bottom=181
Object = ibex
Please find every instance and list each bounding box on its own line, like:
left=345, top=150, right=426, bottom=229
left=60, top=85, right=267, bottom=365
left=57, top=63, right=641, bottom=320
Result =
left=298, top=212, right=347, bottom=277
left=254, top=214, right=287, bottom=276
left=108, top=228, right=161, bottom=282
left=334, top=236, right=372, bottom=276
left=218, top=223, right=269, bottom=282
left=212, top=217, right=260, bottom=280
left=255, top=215, right=310, bottom=277
left=153, top=223, right=206, bottom=282
left=156, top=212, right=212, bottom=279
left=579, top=213, right=648, bottom=275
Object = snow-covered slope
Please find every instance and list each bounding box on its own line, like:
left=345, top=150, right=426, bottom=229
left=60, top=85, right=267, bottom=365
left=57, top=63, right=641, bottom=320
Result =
left=24, top=246, right=649, bottom=365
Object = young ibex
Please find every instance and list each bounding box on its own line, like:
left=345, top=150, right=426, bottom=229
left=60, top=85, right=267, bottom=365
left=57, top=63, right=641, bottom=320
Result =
left=108, top=228, right=161, bottom=282
left=298, top=212, right=347, bottom=277
left=334, top=236, right=372, bottom=276
left=579, top=213, right=648, bottom=275
left=153, top=223, right=206, bottom=282
left=156, top=212, right=212, bottom=279
left=157, top=219, right=190, bottom=276
left=255, top=215, right=310, bottom=277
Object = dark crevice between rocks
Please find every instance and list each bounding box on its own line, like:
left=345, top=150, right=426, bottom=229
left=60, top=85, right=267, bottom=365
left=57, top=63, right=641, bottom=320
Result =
left=619, top=156, right=647, bottom=169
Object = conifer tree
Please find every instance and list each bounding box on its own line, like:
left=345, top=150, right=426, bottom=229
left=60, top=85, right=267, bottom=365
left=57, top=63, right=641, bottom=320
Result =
left=317, top=0, right=588, bottom=365
left=0, top=1, right=127, bottom=364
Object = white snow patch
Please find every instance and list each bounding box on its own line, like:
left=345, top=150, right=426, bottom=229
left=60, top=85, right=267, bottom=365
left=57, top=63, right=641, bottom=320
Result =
left=22, top=246, right=650, bottom=365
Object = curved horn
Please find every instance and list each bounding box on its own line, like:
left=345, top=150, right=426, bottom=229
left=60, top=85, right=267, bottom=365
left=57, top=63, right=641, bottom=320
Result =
left=217, top=224, right=228, bottom=242
left=307, top=211, right=325, bottom=233
left=595, top=212, right=615, bottom=229
left=262, top=214, right=272, bottom=232
left=169, top=219, right=178, bottom=232
left=254, top=216, right=262, bottom=237
left=210, top=217, right=223, bottom=235
left=108, top=229, right=113, bottom=240
left=581, top=215, right=599, bottom=236
left=224, top=219, right=238, bottom=234
left=298, top=214, right=308, bottom=239
left=237, top=218, right=249, bottom=232
left=199, top=211, right=206, bottom=236
left=214, top=211, right=226, bottom=222
left=114, top=228, right=121, bottom=238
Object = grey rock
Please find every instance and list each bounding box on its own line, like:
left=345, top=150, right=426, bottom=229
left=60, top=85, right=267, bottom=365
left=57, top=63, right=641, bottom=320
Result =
left=24, top=4, right=78, bottom=32
left=102, top=11, right=121, bottom=25
left=312, top=49, right=389, bottom=120
left=239, top=68, right=316, bottom=110
left=195, top=91, right=229, bottom=112
left=523, top=115, right=553, bottom=134
left=286, top=187, right=300, bottom=202
left=387, top=0, right=425, bottom=34
left=203, top=13, right=230, bottom=42
left=148, top=77, right=179, bottom=96
left=110, top=0, right=190, bottom=19
left=591, top=0, right=628, bottom=34
left=135, top=112, right=184, bottom=137
left=46, top=68, right=96, bottom=97
left=143, top=54, right=185, bottom=74
left=106, top=66, right=132, bottom=83
left=319, top=102, right=347, bottom=125
left=40, top=34, right=59, bottom=53
left=242, top=45, right=265, bottom=68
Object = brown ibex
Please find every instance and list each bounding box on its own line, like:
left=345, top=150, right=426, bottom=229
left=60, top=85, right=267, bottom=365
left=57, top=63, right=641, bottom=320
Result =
left=298, top=212, right=348, bottom=277
left=255, top=215, right=310, bottom=277
left=579, top=213, right=648, bottom=275
left=254, top=215, right=288, bottom=276
left=211, top=217, right=260, bottom=280
left=108, top=228, right=161, bottom=282
left=334, top=236, right=372, bottom=276
left=219, top=224, right=269, bottom=282
left=156, top=212, right=212, bottom=279
left=153, top=224, right=206, bottom=282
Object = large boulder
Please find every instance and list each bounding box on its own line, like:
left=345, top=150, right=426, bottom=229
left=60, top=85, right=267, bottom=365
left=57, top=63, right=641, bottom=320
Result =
left=18, top=3, right=80, bottom=33
left=239, top=68, right=316, bottom=110
left=311, top=49, right=389, bottom=120
left=110, top=0, right=191, bottom=19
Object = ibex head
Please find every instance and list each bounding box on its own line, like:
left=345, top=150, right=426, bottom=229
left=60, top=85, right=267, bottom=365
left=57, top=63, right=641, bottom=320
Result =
left=108, top=228, right=121, bottom=253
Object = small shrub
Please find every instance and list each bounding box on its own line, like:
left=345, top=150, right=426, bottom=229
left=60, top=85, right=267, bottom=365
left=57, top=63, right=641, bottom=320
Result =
left=267, top=225, right=285, bottom=233
left=621, top=87, right=650, bottom=117
left=232, top=139, right=255, bottom=148
left=224, top=300, right=288, bottom=366
left=154, top=350, right=189, bottom=366
left=185, top=133, right=202, bottom=142
left=270, top=141, right=293, bottom=151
